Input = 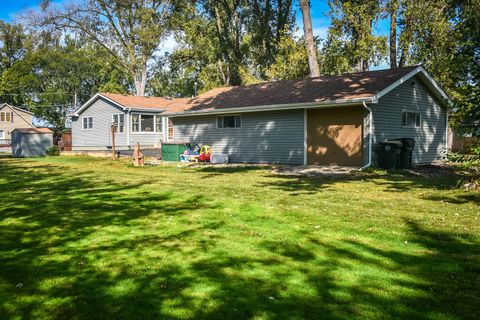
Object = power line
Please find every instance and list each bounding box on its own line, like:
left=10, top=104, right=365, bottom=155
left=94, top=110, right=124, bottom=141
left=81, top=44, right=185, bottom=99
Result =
left=1, top=92, right=74, bottom=97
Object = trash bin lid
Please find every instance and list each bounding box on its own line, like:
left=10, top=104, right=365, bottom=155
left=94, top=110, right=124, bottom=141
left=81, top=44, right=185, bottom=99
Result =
left=381, top=140, right=403, bottom=147
left=400, top=138, right=415, bottom=148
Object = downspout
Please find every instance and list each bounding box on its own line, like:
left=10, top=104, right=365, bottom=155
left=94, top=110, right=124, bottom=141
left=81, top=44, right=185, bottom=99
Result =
left=127, top=109, right=131, bottom=149
left=445, top=110, right=449, bottom=153
left=360, top=101, right=373, bottom=170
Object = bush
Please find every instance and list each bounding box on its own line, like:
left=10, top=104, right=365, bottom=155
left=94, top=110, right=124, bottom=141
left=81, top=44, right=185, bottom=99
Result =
left=46, top=146, right=60, bottom=156
left=470, top=144, right=480, bottom=156
left=446, top=152, right=480, bottom=170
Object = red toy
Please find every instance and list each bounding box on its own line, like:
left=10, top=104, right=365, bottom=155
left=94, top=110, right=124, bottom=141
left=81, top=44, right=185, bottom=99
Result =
left=198, top=145, right=212, bottom=162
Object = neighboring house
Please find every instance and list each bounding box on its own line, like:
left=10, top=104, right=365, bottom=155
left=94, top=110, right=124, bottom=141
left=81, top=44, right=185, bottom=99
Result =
left=70, top=93, right=180, bottom=150
left=73, top=66, right=450, bottom=166
left=0, top=103, right=35, bottom=145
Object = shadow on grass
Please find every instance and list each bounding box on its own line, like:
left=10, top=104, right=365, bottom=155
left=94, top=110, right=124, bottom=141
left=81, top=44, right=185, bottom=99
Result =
left=0, top=159, right=479, bottom=319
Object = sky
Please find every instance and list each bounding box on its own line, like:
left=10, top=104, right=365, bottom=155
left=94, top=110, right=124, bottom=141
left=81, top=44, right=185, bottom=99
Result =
left=0, top=0, right=389, bottom=40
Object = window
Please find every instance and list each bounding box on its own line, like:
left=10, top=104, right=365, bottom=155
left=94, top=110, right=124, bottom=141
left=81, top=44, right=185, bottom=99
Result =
left=155, top=116, right=162, bottom=133
left=0, top=130, right=4, bottom=139
left=0, top=111, right=12, bottom=122
left=82, top=116, right=93, bottom=130
left=141, top=115, right=154, bottom=132
left=112, top=114, right=125, bottom=133
left=132, top=114, right=140, bottom=132
left=402, top=112, right=421, bottom=127
left=217, top=115, right=241, bottom=128
left=131, top=114, right=162, bottom=133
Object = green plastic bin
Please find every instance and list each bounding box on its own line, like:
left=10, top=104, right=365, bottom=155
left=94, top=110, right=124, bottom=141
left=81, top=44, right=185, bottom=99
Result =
left=161, top=142, right=190, bottom=161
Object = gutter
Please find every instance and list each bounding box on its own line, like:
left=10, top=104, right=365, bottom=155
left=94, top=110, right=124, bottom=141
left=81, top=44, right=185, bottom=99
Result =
left=360, top=101, right=373, bottom=170
left=165, top=98, right=374, bottom=117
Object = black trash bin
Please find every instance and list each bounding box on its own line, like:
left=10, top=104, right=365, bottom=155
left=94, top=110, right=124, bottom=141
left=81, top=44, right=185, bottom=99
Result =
left=399, top=138, right=415, bottom=169
left=387, top=138, right=415, bottom=169
left=379, top=141, right=402, bottom=169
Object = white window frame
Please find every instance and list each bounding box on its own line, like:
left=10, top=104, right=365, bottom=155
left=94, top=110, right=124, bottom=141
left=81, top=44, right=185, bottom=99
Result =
left=402, top=111, right=421, bottom=128
left=131, top=113, right=162, bottom=134
left=112, top=113, right=125, bottom=133
left=216, top=115, right=242, bottom=129
left=0, top=130, right=4, bottom=139
left=82, top=116, right=93, bottom=130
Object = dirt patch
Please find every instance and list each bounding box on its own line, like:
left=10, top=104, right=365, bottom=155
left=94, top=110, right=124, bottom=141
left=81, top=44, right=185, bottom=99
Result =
left=407, top=164, right=461, bottom=178
left=273, top=165, right=360, bottom=177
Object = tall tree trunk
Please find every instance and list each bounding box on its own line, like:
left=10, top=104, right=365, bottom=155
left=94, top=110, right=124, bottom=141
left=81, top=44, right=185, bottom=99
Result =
left=299, top=0, right=320, bottom=77
left=133, top=68, right=147, bottom=96
left=389, top=0, right=399, bottom=68
left=213, top=5, right=232, bottom=85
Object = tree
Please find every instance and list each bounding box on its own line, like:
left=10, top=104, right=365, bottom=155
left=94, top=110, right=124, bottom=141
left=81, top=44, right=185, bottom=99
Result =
left=0, top=22, right=30, bottom=72
left=265, top=33, right=309, bottom=80
left=386, top=0, right=399, bottom=68
left=0, top=29, right=130, bottom=136
left=34, top=0, right=177, bottom=96
left=326, top=0, right=387, bottom=71
left=299, top=0, right=320, bottom=77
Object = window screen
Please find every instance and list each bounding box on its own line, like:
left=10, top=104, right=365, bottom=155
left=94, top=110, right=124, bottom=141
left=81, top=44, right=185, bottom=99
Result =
left=141, top=115, right=154, bottom=132
left=402, top=112, right=421, bottom=127
left=217, top=115, right=241, bottom=128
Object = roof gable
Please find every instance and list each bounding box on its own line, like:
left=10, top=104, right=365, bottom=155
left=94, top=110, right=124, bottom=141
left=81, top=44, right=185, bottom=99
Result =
left=373, top=66, right=450, bottom=105
left=13, top=128, right=52, bottom=134
left=0, top=103, right=35, bottom=127
left=72, top=93, right=175, bottom=116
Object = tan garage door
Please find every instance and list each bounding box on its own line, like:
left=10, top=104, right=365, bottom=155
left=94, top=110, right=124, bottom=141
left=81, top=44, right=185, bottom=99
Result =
left=307, top=106, right=363, bottom=166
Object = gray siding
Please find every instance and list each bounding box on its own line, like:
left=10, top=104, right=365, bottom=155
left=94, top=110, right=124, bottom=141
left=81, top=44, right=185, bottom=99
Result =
left=12, top=132, right=53, bottom=157
left=72, top=97, right=127, bottom=150
left=173, top=109, right=305, bottom=164
left=373, top=75, right=447, bottom=164
left=72, top=98, right=164, bottom=150
left=129, top=133, right=163, bottom=147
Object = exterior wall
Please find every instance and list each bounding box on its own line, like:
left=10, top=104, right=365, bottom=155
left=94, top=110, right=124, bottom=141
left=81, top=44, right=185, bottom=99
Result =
left=11, top=132, right=53, bottom=157
left=72, top=97, right=126, bottom=150
left=372, top=75, right=447, bottom=164
left=71, top=98, right=163, bottom=150
left=173, top=109, right=305, bottom=164
left=129, top=111, right=163, bottom=147
left=0, top=105, right=34, bottom=143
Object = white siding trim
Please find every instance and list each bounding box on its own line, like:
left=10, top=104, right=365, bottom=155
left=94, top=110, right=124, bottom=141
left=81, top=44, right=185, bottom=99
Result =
left=126, top=109, right=131, bottom=147
left=73, top=93, right=126, bottom=116
left=373, top=66, right=451, bottom=105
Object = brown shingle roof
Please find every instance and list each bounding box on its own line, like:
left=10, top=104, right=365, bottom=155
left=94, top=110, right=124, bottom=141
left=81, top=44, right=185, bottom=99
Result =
left=13, top=128, right=52, bottom=134
left=163, top=66, right=419, bottom=114
left=100, top=92, right=175, bottom=110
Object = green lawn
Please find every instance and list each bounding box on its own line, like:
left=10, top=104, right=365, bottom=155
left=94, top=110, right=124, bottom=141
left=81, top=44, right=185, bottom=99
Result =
left=0, top=156, right=479, bottom=320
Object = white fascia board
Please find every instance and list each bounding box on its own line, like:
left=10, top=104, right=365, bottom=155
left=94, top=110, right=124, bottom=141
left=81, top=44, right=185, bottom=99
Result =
left=72, top=93, right=126, bottom=117
left=12, top=106, right=34, bottom=115
left=128, top=108, right=166, bottom=113
left=166, top=98, right=373, bottom=117
left=373, top=66, right=451, bottom=106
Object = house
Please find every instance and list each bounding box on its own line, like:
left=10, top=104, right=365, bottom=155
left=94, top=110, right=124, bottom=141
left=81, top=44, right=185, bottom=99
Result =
left=11, top=128, right=53, bottom=157
left=70, top=93, right=182, bottom=150
left=0, top=103, right=35, bottom=145
left=72, top=66, right=450, bottom=166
